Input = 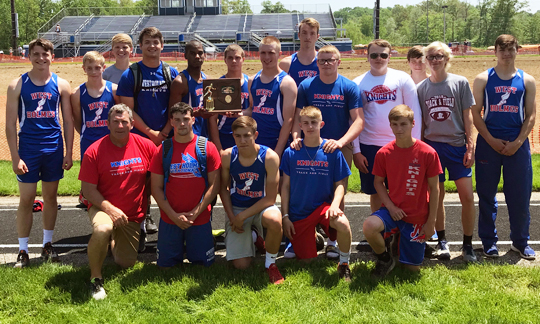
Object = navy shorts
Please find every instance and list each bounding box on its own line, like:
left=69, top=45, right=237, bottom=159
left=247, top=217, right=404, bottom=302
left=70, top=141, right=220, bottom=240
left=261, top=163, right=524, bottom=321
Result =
left=372, top=207, right=426, bottom=266
left=424, top=139, right=471, bottom=182
left=156, top=218, right=215, bottom=267
left=359, top=143, right=383, bottom=195
left=17, top=148, right=64, bottom=183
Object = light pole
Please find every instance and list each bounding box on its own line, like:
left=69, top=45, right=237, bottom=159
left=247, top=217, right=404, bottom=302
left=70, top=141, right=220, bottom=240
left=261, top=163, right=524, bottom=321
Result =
left=426, top=0, right=429, bottom=43
left=442, top=5, right=448, bottom=44
left=11, top=0, right=17, bottom=51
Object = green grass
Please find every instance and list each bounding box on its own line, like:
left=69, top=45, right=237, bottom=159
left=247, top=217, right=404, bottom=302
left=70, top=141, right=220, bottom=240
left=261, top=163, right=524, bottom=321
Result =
left=0, top=260, right=539, bottom=323
left=1, top=154, right=540, bottom=196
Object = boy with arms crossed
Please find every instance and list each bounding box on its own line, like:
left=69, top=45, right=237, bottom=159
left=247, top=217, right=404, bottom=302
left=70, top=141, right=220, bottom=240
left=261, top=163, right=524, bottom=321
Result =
left=363, top=105, right=441, bottom=277
left=281, top=106, right=353, bottom=281
left=6, top=38, right=74, bottom=268
left=220, top=116, right=284, bottom=284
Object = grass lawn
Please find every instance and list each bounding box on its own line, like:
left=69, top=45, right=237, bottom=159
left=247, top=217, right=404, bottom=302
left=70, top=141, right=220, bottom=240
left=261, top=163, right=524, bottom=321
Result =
left=2, top=154, right=540, bottom=196
left=1, top=260, right=539, bottom=323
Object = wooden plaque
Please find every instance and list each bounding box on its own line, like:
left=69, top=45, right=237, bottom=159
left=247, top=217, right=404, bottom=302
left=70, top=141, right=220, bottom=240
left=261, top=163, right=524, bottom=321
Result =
left=202, top=78, right=242, bottom=113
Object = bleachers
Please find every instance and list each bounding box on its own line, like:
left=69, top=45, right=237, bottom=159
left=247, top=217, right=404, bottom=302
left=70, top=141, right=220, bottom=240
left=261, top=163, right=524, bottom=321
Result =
left=196, top=15, right=242, bottom=40
left=47, top=16, right=90, bottom=34
left=310, top=13, right=336, bottom=37
left=250, top=14, right=294, bottom=38
left=80, top=16, right=140, bottom=42
left=138, top=16, right=193, bottom=41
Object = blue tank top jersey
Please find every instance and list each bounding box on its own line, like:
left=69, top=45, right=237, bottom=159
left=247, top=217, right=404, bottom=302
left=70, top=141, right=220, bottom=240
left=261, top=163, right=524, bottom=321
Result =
left=483, top=68, right=526, bottom=139
left=181, top=70, right=208, bottom=137
left=217, top=74, right=250, bottom=149
left=80, top=81, right=114, bottom=146
left=230, top=145, right=268, bottom=208
left=18, top=72, right=62, bottom=152
left=288, top=52, right=319, bottom=86
left=250, top=70, right=288, bottom=149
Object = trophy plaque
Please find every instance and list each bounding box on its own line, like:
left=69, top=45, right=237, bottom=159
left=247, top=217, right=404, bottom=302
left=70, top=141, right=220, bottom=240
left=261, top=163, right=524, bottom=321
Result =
left=202, top=78, right=242, bottom=113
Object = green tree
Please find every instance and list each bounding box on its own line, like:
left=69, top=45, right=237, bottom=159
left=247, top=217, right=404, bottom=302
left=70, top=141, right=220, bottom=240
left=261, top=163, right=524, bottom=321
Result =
left=222, top=0, right=252, bottom=14
left=261, top=0, right=289, bottom=13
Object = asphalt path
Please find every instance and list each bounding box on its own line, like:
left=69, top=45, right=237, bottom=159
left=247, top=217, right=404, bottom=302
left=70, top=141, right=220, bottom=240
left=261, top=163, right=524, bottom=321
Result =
left=1, top=193, right=539, bottom=255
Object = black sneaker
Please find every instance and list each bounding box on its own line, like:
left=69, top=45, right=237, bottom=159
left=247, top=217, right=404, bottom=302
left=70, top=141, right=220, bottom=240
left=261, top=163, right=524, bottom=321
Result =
left=435, top=240, right=451, bottom=260
left=371, top=256, right=395, bottom=278
left=138, top=230, right=146, bottom=253
left=14, top=250, right=29, bottom=268
left=425, top=244, right=436, bottom=258
left=145, top=215, right=158, bottom=234
left=90, top=278, right=107, bottom=300
left=337, top=263, right=351, bottom=282
left=41, top=242, right=60, bottom=262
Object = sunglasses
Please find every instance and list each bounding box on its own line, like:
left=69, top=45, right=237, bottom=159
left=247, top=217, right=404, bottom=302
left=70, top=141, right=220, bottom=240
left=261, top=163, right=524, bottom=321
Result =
left=426, top=55, right=445, bottom=61
left=369, top=53, right=389, bottom=59
left=317, top=58, right=338, bottom=65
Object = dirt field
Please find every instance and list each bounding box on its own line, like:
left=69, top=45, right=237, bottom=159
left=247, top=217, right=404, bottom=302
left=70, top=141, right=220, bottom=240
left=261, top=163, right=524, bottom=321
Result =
left=1, top=56, right=539, bottom=161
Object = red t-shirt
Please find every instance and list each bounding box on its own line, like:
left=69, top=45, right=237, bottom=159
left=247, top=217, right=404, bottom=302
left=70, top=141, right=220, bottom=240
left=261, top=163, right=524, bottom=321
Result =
left=149, top=136, right=221, bottom=226
left=78, top=134, right=157, bottom=223
left=372, top=140, right=442, bottom=225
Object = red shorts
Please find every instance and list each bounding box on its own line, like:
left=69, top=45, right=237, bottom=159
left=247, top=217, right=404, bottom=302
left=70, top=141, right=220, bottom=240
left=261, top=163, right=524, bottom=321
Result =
left=290, top=203, right=337, bottom=259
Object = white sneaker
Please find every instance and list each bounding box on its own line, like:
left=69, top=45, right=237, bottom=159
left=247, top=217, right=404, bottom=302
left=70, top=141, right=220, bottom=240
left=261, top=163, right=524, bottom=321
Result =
left=90, top=278, right=107, bottom=300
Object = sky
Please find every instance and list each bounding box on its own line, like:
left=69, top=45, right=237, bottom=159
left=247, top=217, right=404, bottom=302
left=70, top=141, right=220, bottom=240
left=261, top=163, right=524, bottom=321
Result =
left=246, top=0, right=540, bottom=14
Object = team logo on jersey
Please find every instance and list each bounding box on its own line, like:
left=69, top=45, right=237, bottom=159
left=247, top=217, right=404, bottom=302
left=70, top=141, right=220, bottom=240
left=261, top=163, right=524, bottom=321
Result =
left=405, top=159, right=421, bottom=196
left=170, top=153, right=201, bottom=178
left=252, top=95, right=274, bottom=115
left=425, top=95, right=455, bottom=122
left=27, top=94, right=56, bottom=118
left=409, top=224, right=425, bottom=243
left=313, top=94, right=345, bottom=101
left=298, top=70, right=318, bottom=79
left=256, top=89, right=273, bottom=97
left=365, top=85, right=397, bottom=104
left=87, top=101, right=109, bottom=127
left=489, top=89, right=519, bottom=113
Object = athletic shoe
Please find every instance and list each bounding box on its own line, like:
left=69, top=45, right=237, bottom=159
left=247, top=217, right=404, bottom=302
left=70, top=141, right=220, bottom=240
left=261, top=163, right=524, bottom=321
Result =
left=90, top=278, right=107, bottom=300
left=145, top=215, right=158, bottom=235
left=138, top=230, right=146, bottom=253
left=430, top=232, right=438, bottom=241
left=41, top=242, right=60, bottom=262
left=266, top=263, right=284, bottom=284
left=316, top=232, right=325, bottom=251
left=461, top=244, right=477, bottom=263
left=14, top=250, right=29, bottom=268
left=435, top=240, right=451, bottom=260
left=252, top=226, right=266, bottom=254
left=483, top=244, right=499, bottom=258
left=424, top=244, right=435, bottom=258
left=511, top=244, right=536, bottom=260
left=371, top=256, right=395, bottom=278
left=337, top=263, right=351, bottom=282
left=325, top=245, right=340, bottom=260
left=283, top=243, right=296, bottom=259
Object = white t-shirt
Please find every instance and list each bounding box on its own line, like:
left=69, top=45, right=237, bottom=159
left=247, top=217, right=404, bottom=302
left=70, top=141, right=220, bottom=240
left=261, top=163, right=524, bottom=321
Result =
left=352, top=68, right=422, bottom=152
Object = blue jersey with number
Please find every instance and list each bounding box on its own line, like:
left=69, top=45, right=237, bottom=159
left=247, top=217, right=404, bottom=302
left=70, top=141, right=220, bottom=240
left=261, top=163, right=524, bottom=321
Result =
left=297, top=75, right=361, bottom=140
left=483, top=68, right=526, bottom=139
left=288, top=52, right=319, bottom=86
left=79, top=81, right=115, bottom=155
left=18, top=72, right=62, bottom=152
left=250, top=70, right=288, bottom=149
left=181, top=70, right=208, bottom=137
left=230, top=145, right=268, bottom=207
left=217, top=73, right=249, bottom=149
left=280, top=139, right=351, bottom=222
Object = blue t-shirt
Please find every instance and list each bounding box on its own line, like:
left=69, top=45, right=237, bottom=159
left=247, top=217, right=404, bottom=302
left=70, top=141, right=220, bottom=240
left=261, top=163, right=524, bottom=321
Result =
left=116, top=61, right=179, bottom=137
left=250, top=70, right=288, bottom=149
left=297, top=75, right=362, bottom=140
left=79, top=81, right=115, bottom=156
left=483, top=67, right=526, bottom=139
left=217, top=74, right=250, bottom=149
left=181, top=70, right=208, bottom=137
left=230, top=145, right=268, bottom=208
left=288, top=52, right=319, bottom=86
left=18, top=72, right=62, bottom=152
left=280, top=139, right=351, bottom=222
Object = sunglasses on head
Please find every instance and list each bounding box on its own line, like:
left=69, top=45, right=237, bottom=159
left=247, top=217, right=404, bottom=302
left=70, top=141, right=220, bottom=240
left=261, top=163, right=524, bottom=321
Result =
left=369, top=53, right=389, bottom=59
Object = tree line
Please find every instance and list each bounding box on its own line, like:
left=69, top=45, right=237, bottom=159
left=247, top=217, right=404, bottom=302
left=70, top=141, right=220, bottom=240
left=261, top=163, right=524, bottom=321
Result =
left=1, top=0, right=538, bottom=52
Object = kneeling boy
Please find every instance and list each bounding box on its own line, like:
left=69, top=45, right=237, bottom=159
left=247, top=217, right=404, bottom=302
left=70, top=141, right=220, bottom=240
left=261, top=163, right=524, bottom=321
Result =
left=280, top=106, right=353, bottom=281
left=363, top=105, right=441, bottom=277
left=220, top=116, right=284, bottom=284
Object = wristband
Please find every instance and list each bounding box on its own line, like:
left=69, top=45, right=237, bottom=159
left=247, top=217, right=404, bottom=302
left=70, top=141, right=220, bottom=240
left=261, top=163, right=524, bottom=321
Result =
left=282, top=213, right=289, bottom=219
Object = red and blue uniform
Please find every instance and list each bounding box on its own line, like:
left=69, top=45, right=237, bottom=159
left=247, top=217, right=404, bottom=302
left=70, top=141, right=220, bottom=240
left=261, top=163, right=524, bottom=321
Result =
left=79, top=81, right=115, bottom=156
left=217, top=74, right=249, bottom=149
left=229, top=145, right=268, bottom=208
left=250, top=70, right=288, bottom=150
left=17, top=73, right=64, bottom=183
left=476, top=68, right=532, bottom=248
left=288, top=52, right=318, bottom=86
left=181, top=70, right=208, bottom=138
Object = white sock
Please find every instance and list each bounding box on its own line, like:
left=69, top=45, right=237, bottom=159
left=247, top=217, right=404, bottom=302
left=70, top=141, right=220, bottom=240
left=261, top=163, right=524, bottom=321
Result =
left=339, top=251, right=350, bottom=265
left=43, top=229, right=54, bottom=246
left=327, top=238, right=336, bottom=247
left=19, top=237, right=29, bottom=253
left=252, top=230, right=257, bottom=242
left=265, top=252, right=278, bottom=268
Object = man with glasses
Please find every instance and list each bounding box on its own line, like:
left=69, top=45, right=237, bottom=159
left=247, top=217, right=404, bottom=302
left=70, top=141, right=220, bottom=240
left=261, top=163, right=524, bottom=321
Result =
left=352, top=39, right=422, bottom=213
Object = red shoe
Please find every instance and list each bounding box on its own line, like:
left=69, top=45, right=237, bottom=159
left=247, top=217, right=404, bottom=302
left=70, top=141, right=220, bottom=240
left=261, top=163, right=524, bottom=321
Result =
left=252, top=226, right=266, bottom=254
left=266, top=263, right=284, bottom=284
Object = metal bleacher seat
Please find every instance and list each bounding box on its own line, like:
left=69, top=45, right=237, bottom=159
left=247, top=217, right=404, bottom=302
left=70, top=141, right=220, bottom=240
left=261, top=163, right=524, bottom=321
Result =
left=309, top=13, right=336, bottom=37
left=80, top=16, right=140, bottom=42
left=140, top=16, right=192, bottom=41
left=42, top=16, right=90, bottom=40
left=195, top=14, right=241, bottom=40
left=251, top=13, right=293, bottom=38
